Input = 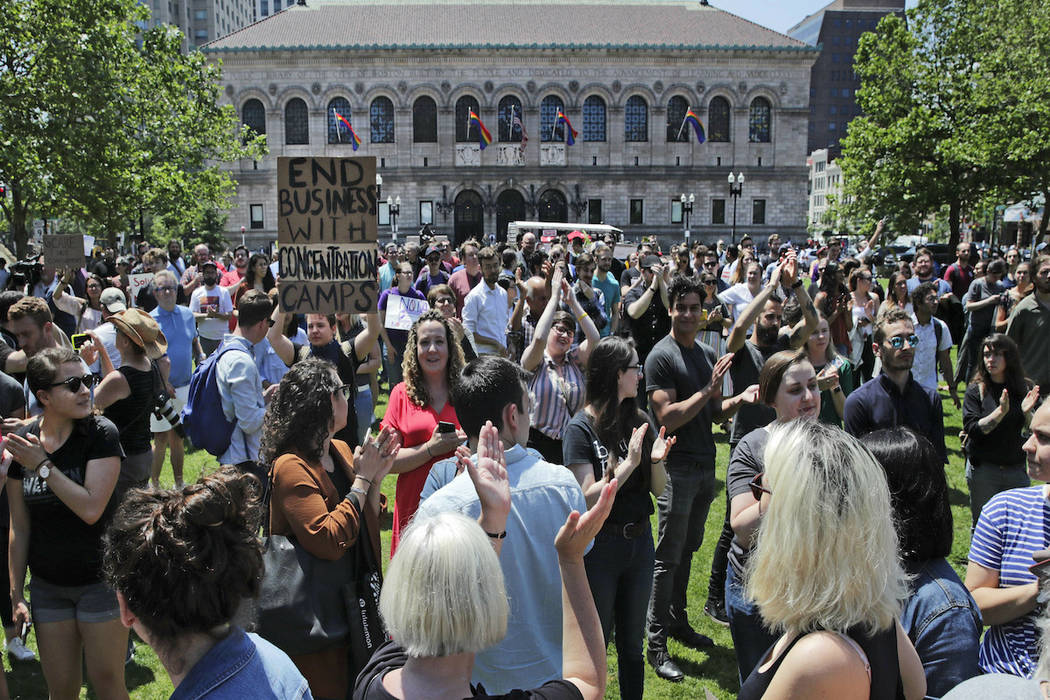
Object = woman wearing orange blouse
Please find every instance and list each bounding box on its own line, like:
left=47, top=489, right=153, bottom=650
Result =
left=262, top=358, right=400, bottom=700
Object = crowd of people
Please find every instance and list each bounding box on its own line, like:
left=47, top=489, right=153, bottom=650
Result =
left=0, top=228, right=1047, bottom=699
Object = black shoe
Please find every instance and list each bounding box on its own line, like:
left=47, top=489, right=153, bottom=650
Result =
left=704, top=599, right=730, bottom=627
left=669, top=625, right=715, bottom=650
left=647, top=648, right=684, bottom=682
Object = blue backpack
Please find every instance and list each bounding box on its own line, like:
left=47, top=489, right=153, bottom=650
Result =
left=181, top=341, right=251, bottom=457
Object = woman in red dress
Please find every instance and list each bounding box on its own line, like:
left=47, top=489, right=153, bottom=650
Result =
left=382, top=309, right=467, bottom=554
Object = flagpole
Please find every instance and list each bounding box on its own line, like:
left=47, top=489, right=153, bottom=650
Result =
left=676, top=106, right=689, bottom=141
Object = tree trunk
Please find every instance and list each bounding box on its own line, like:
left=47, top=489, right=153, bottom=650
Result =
left=948, top=197, right=961, bottom=249
left=10, top=187, right=29, bottom=259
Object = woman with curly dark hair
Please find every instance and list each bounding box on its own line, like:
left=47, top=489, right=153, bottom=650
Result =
left=233, top=253, right=276, bottom=306
left=261, top=358, right=400, bottom=699
left=102, top=467, right=310, bottom=697
left=382, top=309, right=467, bottom=554
left=562, top=336, right=672, bottom=700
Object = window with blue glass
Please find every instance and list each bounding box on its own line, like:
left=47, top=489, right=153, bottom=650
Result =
left=624, top=95, right=648, bottom=142
left=708, top=96, right=730, bottom=142
left=455, top=95, right=480, bottom=142
left=497, top=95, right=523, bottom=142
left=582, top=95, right=606, bottom=142
left=326, top=97, right=352, bottom=144
left=284, top=98, right=309, bottom=145
left=370, top=96, right=394, bottom=144
left=748, top=97, right=771, bottom=143
left=540, top=95, right=564, bottom=142
left=666, top=95, right=689, bottom=142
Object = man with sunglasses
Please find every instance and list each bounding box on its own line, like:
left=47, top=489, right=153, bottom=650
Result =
left=844, top=307, right=947, bottom=463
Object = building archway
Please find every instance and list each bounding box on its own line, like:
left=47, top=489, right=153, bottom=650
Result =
left=538, top=189, right=568, bottom=223
left=496, top=190, right=526, bottom=241
left=454, top=190, right=484, bottom=245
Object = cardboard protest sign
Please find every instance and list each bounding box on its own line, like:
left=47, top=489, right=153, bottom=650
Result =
left=129, top=274, right=154, bottom=305
left=277, top=156, right=379, bottom=314
left=383, top=294, right=429, bottom=331
left=43, top=234, right=85, bottom=270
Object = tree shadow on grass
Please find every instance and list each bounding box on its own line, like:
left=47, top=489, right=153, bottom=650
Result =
left=673, top=645, right=740, bottom=697
left=948, top=485, right=970, bottom=509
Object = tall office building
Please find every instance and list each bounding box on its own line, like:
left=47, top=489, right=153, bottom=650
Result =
left=788, top=0, right=904, bottom=158
left=256, top=0, right=297, bottom=20
left=139, top=0, right=255, bottom=51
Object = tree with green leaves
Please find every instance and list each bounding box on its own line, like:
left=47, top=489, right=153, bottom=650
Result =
left=0, top=0, right=265, bottom=258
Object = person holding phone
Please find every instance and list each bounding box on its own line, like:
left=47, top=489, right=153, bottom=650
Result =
left=381, top=310, right=467, bottom=555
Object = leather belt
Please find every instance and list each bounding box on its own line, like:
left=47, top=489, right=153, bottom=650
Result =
left=601, top=519, right=648, bottom=539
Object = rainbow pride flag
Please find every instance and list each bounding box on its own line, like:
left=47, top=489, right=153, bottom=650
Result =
left=468, top=110, right=492, bottom=149
left=678, top=107, right=706, bottom=144
left=555, top=110, right=578, bottom=146
left=333, top=111, right=361, bottom=150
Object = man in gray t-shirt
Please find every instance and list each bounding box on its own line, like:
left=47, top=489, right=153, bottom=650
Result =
left=958, top=259, right=1006, bottom=384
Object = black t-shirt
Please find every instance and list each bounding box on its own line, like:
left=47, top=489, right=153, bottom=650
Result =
left=726, top=427, right=769, bottom=576
left=562, top=410, right=653, bottom=525
left=622, top=286, right=670, bottom=362
left=729, top=337, right=790, bottom=444
left=292, top=339, right=363, bottom=448
left=353, top=640, right=583, bottom=700
left=103, top=365, right=155, bottom=455
left=9, top=416, right=124, bottom=586
left=645, top=335, right=718, bottom=465
left=0, top=370, right=26, bottom=419
left=963, top=381, right=1027, bottom=466
left=608, top=257, right=626, bottom=283
left=619, top=266, right=640, bottom=289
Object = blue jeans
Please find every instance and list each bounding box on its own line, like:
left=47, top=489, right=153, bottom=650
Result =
left=585, top=527, right=654, bottom=700
left=725, top=563, right=777, bottom=683
left=646, top=460, right=716, bottom=649
left=355, top=384, right=374, bottom=444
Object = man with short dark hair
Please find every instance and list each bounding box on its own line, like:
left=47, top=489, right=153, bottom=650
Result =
left=910, top=281, right=956, bottom=405
left=1007, top=254, right=1050, bottom=394
left=189, top=260, right=233, bottom=358
left=418, top=356, right=586, bottom=693
left=566, top=253, right=607, bottom=334
left=447, top=239, right=481, bottom=317
left=844, top=308, right=947, bottom=462
left=957, top=259, right=1006, bottom=385
left=463, top=247, right=510, bottom=357
left=623, top=255, right=670, bottom=364
left=591, top=244, right=621, bottom=337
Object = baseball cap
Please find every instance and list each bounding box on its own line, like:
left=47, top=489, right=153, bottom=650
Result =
left=200, top=260, right=218, bottom=271
left=567, top=230, right=587, bottom=241
left=641, top=254, right=661, bottom=269
left=425, top=245, right=441, bottom=258
left=100, top=288, right=128, bottom=313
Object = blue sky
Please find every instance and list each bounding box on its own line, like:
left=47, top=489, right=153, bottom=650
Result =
left=716, top=0, right=918, bottom=35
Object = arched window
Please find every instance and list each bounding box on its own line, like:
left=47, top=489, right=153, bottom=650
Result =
left=284, top=98, right=309, bottom=145
left=327, top=97, right=353, bottom=144
left=370, top=96, right=394, bottom=144
left=497, top=95, right=523, bottom=142
left=540, top=95, right=564, bottom=142
left=412, top=96, right=437, bottom=143
left=624, top=95, right=648, bottom=142
left=749, top=97, right=771, bottom=143
left=455, top=95, right=481, bottom=142
left=708, top=96, right=731, bottom=142
left=666, top=95, right=689, bottom=142
left=242, top=99, right=265, bottom=136
left=582, top=95, right=606, bottom=142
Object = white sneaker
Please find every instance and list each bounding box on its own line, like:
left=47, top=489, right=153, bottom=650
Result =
left=7, top=637, right=35, bottom=662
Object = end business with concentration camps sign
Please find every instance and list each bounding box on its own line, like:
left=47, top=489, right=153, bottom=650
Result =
left=277, top=156, right=379, bottom=313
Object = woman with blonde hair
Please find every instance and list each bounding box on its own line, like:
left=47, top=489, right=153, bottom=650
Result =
left=739, top=419, right=926, bottom=699
left=382, top=309, right=467, bottom=554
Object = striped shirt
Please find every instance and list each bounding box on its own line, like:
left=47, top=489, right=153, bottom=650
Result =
left=528, top=349, right=584, bottom=440
left=968, top=485, right=1050, bottom=677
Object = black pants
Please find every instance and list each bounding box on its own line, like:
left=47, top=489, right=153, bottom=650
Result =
left=527, top=428, right=563, bottom=465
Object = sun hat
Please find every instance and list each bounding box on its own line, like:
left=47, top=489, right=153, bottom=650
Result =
left=109, top=308, right=168, bottom=359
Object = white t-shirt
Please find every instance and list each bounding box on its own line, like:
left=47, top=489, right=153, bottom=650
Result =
left=717, top=283, right=755, bottom=324
left=189, top=284, right=234, bottom=340
left=910, top=315, right=952, bottom=391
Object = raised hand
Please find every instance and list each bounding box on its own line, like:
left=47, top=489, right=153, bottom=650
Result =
left=623, top=424, right=647, bottom=470
left=738, top=383, right=761, bottom=405
left=780, top=252, right=798, bottom=287
left=469, top=421, right=511, bottom=529
left=707, top=352, right=735, bottom=392
left=817, top=365, right=840, bottom=392
left=650, top=425, right=676, bottom=463
left=1022, top=386, right=1041, bottom=415
left=555, top=479, right=617, bottom=562
left=998, top=388, right=1011, bottom=415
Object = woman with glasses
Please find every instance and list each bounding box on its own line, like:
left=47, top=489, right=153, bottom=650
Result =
left=848, top=267, right=880, bottom=382
left=426, top=284, right=477, bottom=361
left=521, top=264, right=600, bottom=464
left=962, top=333, right=1040, bottom=526
left=263, top=358, right=400, bottom=699
left=562, top=336, right=672, bottom=700
left=5, top=347, right=129, bottom=700
left=724, top=349, right=821, bottom=681
left=52, top=271, right=107, bottom=332
left=995, top=261, right=1031, bottom=332
left=378, top=262, right=427, bottom=387
left=738, top=419, right=927, bottom=699
left=382, top=310, right=466, bottom=554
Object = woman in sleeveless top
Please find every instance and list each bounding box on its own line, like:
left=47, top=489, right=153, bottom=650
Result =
left=738, top=419, right=927, bottom=700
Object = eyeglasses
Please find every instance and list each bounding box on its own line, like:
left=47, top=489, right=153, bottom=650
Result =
left=624, top=364, right=643, bottom=375
left=749, top=473, right=772, bottom=501
left=552, top=325, right=575, bottom=336
left=397, top=270, right=414, bottom=276
left=886, top=334, right=920, bottom=350
left=333, top=384, right=353, bottom=399
left=50, top=374, right=99, bottom=392
left=703, top=280, right=716, bottom=286
left=704, top=261, right=718, bottom=268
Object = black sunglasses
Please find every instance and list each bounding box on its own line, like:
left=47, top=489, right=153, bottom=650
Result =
left=749, top=472, right=772, bottom=502
left=50, top=374, right=99, bottom=392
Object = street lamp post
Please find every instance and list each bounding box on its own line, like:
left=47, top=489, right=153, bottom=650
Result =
left=679, top=193, right=694, bottom=242
left=728, top=172, right=745, bottom=245
left=387, top=195, right=401, bottom=241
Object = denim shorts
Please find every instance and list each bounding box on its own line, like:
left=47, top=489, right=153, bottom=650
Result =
left=29, top=577, right=120, bottom=624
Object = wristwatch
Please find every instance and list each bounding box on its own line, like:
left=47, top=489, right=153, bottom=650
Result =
left=38, top=463, right=51, bottom=481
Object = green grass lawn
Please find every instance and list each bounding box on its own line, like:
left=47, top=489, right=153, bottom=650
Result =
left=4, top=368, right=979, bottom=699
